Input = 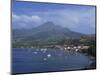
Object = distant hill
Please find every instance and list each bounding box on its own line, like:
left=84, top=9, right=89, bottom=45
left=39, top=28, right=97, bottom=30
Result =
left=13, top=22, right=85, bottom=43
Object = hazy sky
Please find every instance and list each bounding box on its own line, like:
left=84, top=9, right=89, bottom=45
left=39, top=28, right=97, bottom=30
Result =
left=12, top=0, right=96, bottom=34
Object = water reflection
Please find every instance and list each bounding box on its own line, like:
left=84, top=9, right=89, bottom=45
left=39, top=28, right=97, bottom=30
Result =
left=12, top=48, right=93, bottom=74
left=33, top=52, right=38, bottom=54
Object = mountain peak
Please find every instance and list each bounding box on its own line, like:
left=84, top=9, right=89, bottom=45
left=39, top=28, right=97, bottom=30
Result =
left=44, top=21, right=55, bottom=25
left=13, top=21, right=85, bottom=42
left=37, top=21, right=59, bottom=30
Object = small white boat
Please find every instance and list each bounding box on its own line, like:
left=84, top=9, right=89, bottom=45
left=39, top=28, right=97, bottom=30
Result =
left=34, top=51, right=38, bottom=54
left=47, top=54, right=51, bottom=58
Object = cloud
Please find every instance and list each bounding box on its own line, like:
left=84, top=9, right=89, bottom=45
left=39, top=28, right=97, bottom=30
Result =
left=34, top=8, right=95, bottom=34
left=12, top=14, right=20, bottom=22
left=12, top=7, right=95, bottom=34
left=32, top=15, right=42, bottom=23
left=12, top=13, right=43, bottom=29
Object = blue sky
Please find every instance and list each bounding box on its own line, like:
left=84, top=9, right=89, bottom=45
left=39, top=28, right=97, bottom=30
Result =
left=12, top=0, right=96, bottom=34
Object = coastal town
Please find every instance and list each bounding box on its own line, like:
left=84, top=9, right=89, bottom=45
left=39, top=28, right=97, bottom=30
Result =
left=20, top=44, right=89, bottom=52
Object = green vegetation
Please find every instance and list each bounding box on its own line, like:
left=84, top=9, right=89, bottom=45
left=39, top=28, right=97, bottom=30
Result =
left=87, top=45, right=96, bottom=57
left=80, top=36, right=96, bottom=57
left=13, top=29, right=96, bottom=58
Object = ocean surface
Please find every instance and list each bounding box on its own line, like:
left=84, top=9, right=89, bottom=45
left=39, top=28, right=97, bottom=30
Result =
left=12, top=48, right=92, bottom=74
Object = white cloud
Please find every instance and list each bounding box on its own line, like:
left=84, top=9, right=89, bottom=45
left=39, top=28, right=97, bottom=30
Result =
left=12, top=14, right=20, bottom=22
left=32, top=15, right=42, bottom=23
left=12, top=7, right=95, bottom=34
left=12, top=13, right=43, bottom=28
left=38, top=9, right=95, bottom=30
